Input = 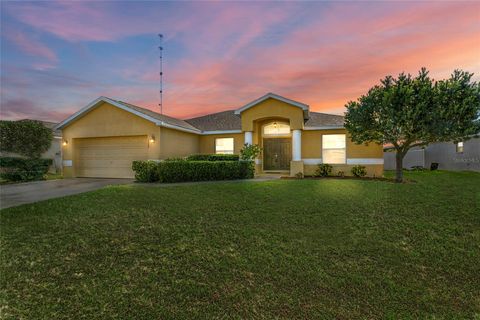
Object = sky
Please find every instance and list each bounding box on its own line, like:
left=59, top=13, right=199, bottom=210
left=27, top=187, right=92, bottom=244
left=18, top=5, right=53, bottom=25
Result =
left=1, top=1, right=479, bottom=122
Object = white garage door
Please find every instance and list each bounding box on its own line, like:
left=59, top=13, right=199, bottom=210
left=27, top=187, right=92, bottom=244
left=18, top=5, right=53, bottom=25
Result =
left=75, top=136, right=148, bottom=178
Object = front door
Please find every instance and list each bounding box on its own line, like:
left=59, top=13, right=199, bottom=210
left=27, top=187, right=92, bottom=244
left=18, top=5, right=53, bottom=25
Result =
left=263, top=138, right=292, bottom=171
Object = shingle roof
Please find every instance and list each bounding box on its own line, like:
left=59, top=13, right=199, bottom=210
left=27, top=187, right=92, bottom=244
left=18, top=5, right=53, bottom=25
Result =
left=113, top=100, right=200, bottom=132
left=305, top=112, right=344, bottom=128
left=57, top=96, right=344, bottom=133
left=185, top=110, right=241, bottom=131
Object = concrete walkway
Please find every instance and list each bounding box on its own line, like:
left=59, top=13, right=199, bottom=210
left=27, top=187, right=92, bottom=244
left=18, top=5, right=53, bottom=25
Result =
left=0, top=178, right=133, bottom=209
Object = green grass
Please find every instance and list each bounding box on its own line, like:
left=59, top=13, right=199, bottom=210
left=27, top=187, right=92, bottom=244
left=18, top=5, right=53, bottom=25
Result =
left=1, top=171, right=479, bottom=319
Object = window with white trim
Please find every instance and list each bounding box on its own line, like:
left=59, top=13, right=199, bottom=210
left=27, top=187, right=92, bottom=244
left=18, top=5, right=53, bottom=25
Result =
left=322, top=134, right=346, bottom=164
left=456, top=141, right=464, bottom=153
left=215, top=138, right=234, bottom=154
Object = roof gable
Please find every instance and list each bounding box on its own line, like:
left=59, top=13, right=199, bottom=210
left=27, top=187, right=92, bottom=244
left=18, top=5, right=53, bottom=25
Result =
left=234, top=93, right=309, bottom=117
left=55, top=97, right=201, bottom=134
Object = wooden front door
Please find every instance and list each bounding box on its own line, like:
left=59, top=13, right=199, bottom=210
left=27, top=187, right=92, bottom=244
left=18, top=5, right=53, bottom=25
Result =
left=263, top=138, right=292, bottom=171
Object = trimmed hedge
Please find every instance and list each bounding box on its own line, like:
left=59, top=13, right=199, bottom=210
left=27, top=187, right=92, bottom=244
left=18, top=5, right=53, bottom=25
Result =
left=185, top=154, right=239, bottom=161
left=0, top=157, right=52, bottom=181
left=132, top=160, right=254, bottom=183
left=132, top=160, right=159, bottom=182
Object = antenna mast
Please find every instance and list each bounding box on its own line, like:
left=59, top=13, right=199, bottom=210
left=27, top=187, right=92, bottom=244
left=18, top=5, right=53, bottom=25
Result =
left=158, top=33, right=164, bottom=114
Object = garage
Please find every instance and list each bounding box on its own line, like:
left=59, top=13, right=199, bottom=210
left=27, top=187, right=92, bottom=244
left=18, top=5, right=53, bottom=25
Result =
left=74, top=135, right=148, bottom=178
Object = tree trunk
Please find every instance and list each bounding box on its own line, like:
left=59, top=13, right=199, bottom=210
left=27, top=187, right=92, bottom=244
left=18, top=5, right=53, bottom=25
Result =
left=395, top=152, right=404, bottom=183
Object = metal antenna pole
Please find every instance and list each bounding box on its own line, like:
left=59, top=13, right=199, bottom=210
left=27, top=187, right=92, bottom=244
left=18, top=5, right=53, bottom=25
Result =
left=158, top=33, right=164, bottom=114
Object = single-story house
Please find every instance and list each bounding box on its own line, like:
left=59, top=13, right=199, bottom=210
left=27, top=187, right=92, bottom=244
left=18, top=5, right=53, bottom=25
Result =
left=384, top=137, right=480, bottom=171
left=1, top=120, right=62, bottom=173
left=55, top=93, right=383, bottom=178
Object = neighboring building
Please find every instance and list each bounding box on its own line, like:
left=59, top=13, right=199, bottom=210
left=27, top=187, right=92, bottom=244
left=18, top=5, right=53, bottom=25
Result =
left=0, top=120, right=62, bottom=173
left=55, top=93, right=384, bottom=178
left=384, top=137, right=480, bottom=171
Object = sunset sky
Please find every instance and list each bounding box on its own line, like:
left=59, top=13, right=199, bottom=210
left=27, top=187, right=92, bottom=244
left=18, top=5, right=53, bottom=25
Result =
left=1, top=1, right=479, bottom=122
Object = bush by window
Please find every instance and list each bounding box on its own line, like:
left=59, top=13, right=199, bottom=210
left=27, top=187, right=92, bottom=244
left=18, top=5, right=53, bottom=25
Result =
left=315, top=163, right=333, bottom=177
left=351, top=165, right=367, bottom=177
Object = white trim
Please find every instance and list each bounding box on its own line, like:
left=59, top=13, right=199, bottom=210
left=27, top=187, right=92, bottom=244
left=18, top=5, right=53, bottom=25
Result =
left=244, top=131, right=253, bottom=145
left=302, top=158, right=322, bottom=165
left=158, top=121, right=202, bottom=134
left=292, top=129, right=302, bottom=161
left=54, top=96, right=202, bottom=134
left=55, top=96, right=162, bottom=130
left=201, top=130, right=242, bottom=135
left=347, top=158, right=384, bottom=165
left=304, top=125, right=344, bottom=130
left=234, top=92, right=309, bottom=115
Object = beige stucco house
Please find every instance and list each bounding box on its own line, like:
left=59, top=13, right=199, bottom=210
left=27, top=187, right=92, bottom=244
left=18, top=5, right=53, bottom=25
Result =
left=55, top=93, right=383, bottom=178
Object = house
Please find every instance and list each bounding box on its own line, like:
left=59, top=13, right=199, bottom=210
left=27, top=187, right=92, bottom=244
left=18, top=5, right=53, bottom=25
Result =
left=0, top=120, right=62, bottom=173
left=384, top=137, right=480, bottom=171
left=55, top=93, right=383, bottom=178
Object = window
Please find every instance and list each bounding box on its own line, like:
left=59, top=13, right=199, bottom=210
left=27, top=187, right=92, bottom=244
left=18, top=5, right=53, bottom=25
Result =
left=322, top=134, right=346, bottom=164
left=456, top=141, right=464, bottom=153
left=263, top=122, right=290, bottom=136
left=215, top=138, right=234, bottom=154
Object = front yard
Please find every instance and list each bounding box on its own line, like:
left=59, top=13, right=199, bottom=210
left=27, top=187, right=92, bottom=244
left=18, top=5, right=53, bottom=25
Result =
left=1, top=171, right=479, bottom=318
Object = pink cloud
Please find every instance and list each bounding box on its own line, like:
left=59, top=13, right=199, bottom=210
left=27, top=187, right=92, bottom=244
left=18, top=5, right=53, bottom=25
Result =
left=3, top=29, right=57, bottom=67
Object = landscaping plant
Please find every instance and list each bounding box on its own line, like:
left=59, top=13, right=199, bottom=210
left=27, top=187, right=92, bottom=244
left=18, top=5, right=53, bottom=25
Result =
left=345, top=68, right=480, bottom=182
left=315, top=163, right=333, bottom=177
left=351, top=165, right=367, bottom=177
left=0, top=120, right=53, bottom=158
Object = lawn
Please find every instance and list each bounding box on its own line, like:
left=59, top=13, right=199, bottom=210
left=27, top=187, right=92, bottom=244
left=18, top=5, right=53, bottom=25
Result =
left=1, top=171, right=479, bottom=319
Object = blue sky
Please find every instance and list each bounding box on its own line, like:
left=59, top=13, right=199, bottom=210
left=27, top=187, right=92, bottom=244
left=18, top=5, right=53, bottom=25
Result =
left=1, top=1, right=479, bottom=122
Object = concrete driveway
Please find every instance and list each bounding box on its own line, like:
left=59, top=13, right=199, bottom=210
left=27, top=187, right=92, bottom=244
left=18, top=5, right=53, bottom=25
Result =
left=0, top=178, right=133, bottom=209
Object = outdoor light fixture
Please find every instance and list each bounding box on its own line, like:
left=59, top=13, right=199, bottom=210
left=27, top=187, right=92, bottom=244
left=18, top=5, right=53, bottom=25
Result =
left=273, top=122, right=277, bottom=128
left=62, top=139, right=68, bottom=146
left=149, top=135, right=155, bottom=143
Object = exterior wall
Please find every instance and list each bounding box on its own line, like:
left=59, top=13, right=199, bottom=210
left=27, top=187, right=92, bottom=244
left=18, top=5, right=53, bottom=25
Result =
left=199, top=133, right=244, bottom=154
left=384, top=148, right=425, bottom=170
left=159, top=127, right=199, bottom=159
left=240, top=98, right=305, bottom=131
left=302, top=129, right=384, bottom=177
left=61, top=102, right=161, bottom=177
left=425, top=139, right=480, bottom=171
left=384, top=138, right=480, bottom=171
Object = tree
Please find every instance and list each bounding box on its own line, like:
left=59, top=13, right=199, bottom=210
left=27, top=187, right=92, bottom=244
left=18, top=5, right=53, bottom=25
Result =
left=0, top=120, right=53, bottom=158
left=344, top=68, right=480, bottom=182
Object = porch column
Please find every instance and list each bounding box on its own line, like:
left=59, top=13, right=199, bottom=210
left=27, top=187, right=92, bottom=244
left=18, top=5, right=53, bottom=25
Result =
left=292, top=129, right=302, bottom=161
left=244, top=131, right=253, bottom=145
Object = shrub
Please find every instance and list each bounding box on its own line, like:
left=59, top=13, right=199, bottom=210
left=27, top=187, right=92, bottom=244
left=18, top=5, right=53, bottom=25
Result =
left=240, top=143, right=262, bottom=161
left=132, top=160, right=159, bottom=182
left=0, top=157, right=52, bottom=181
left=430, top=163, right=439, bottom=171
left=131, top=160, right=254, bottom=183
left=185, top=154, right=239, bottom=161
left=315, top=164, right=333, bottom=177
left=0, top=120, right=53, bottom=158
left=295, top=172, right=304, bottom=179
left=337, top=170, right=345, bottom=178
left=351, top=165, right=367, bottom=177
left=157, top=160, right=253, bottom=183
